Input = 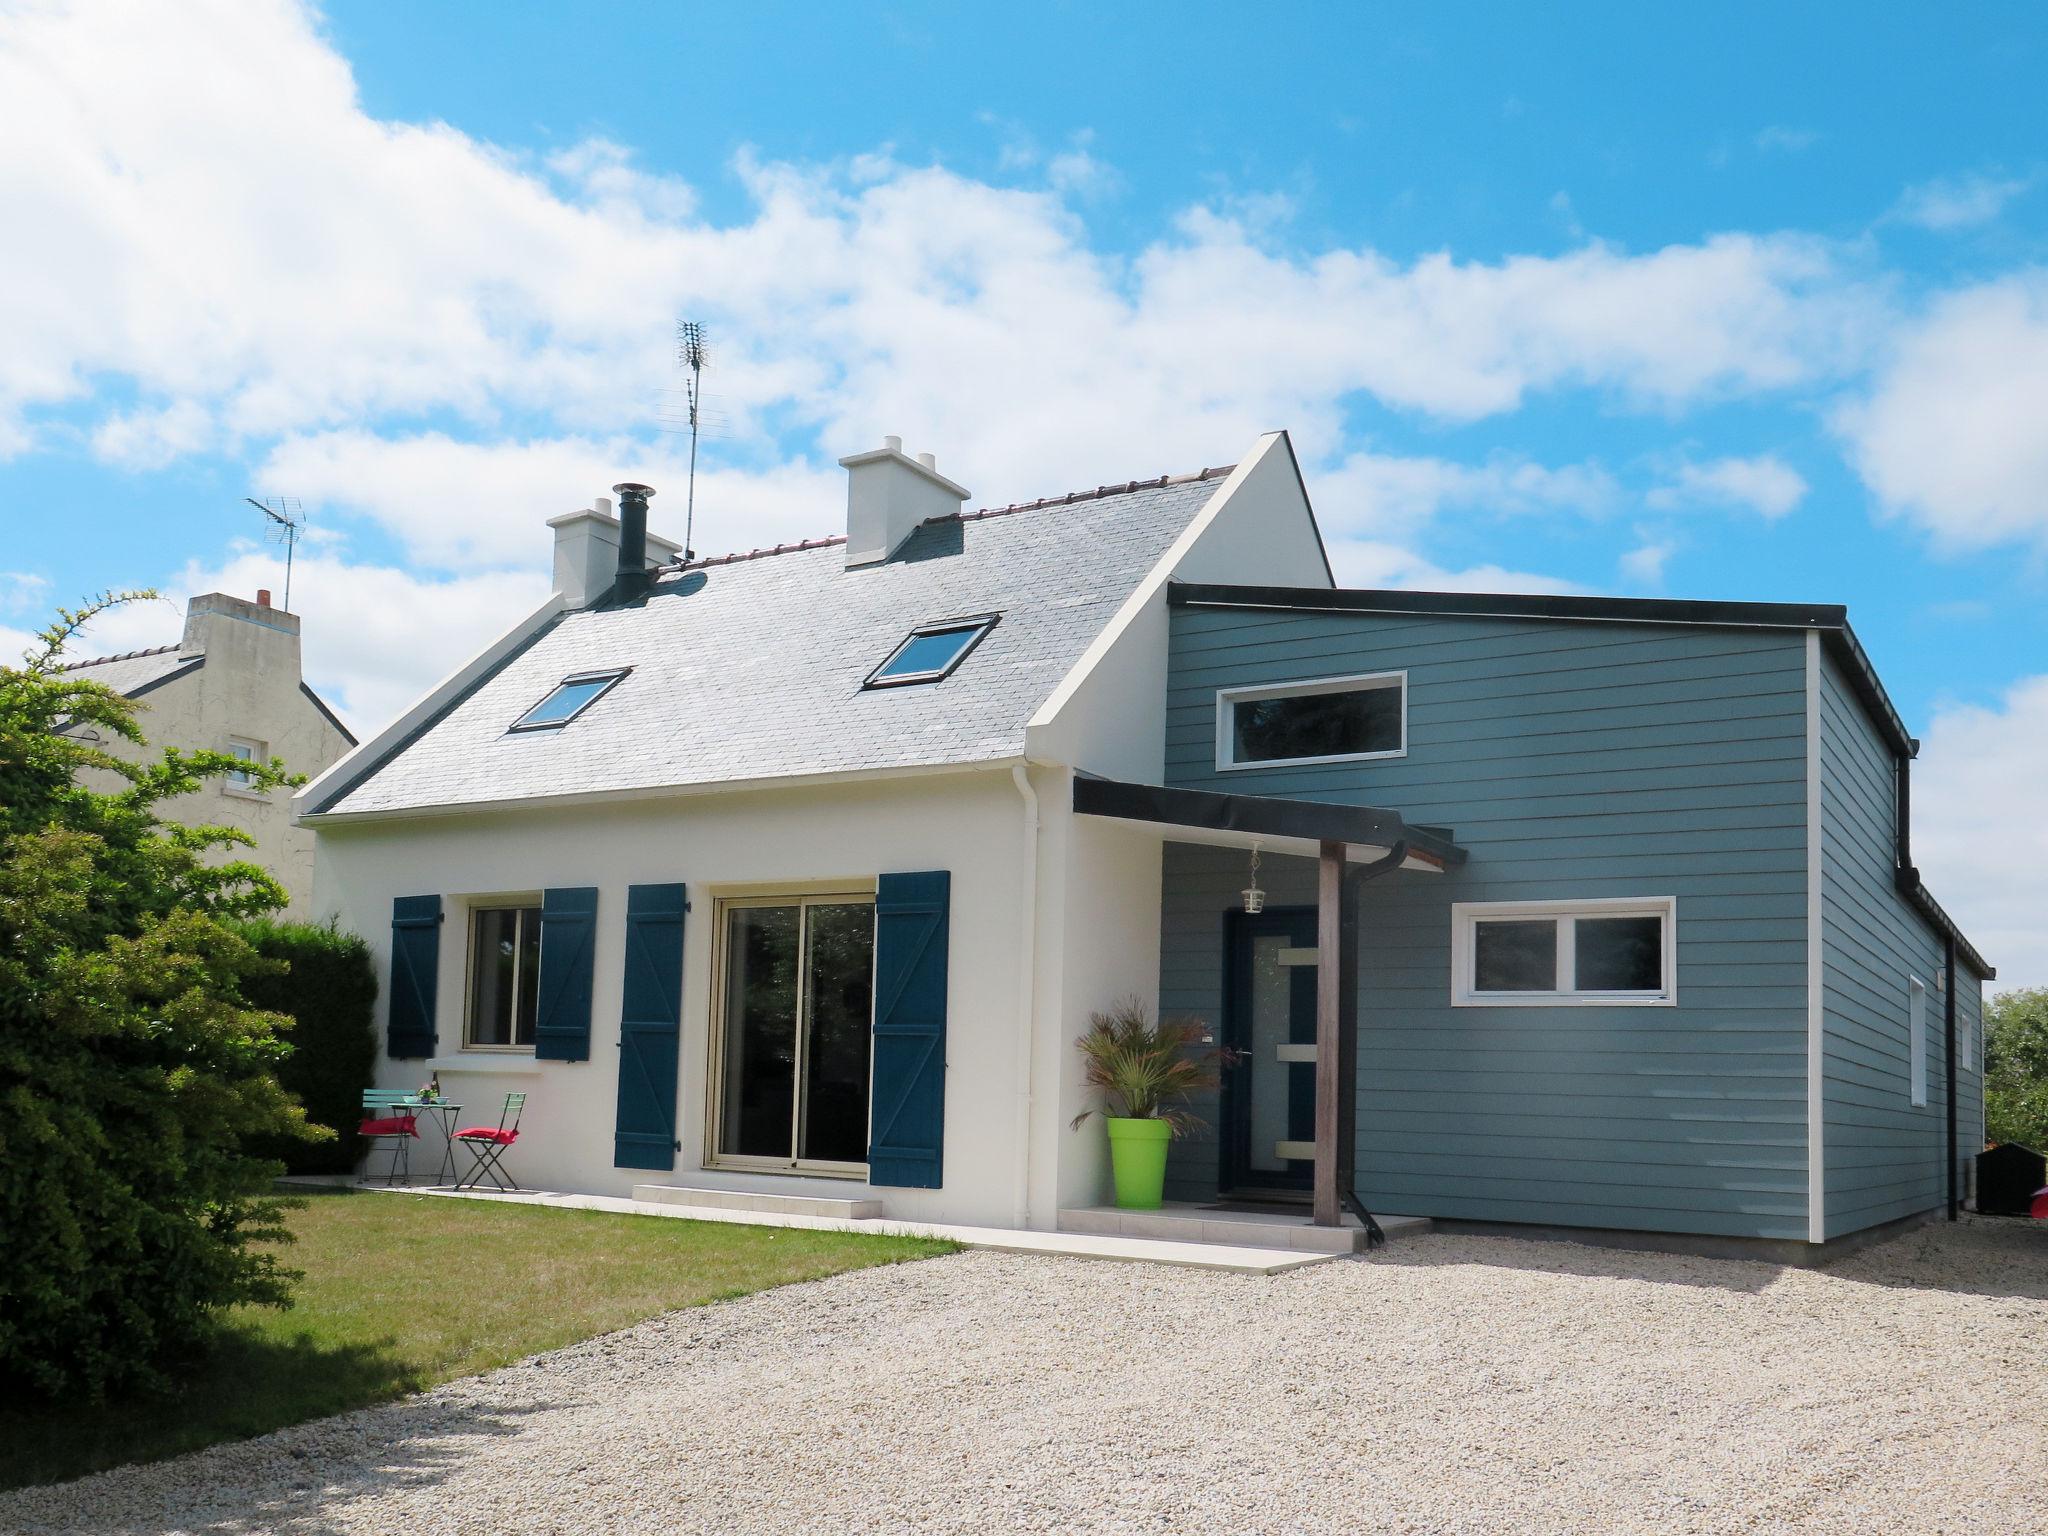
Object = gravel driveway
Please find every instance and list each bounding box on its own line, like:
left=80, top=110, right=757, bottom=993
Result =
left=7, top=1215, right=2045, bottom=1535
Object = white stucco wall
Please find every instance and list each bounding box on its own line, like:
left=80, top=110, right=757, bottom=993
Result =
left=310, top=428, right=1341, bottom=1227
left=313, top=766, right=1036, bottom=1226
left=1025, top=431, right=1334, bottom=782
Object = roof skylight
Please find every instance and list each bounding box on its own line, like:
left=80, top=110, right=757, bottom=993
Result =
left=865, top=615, right=998, bottom=689
left=510, top=668, right=630, bottom=731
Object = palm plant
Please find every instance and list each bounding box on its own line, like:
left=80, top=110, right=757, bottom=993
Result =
left=1070, top=997, right=1230, bottom=1135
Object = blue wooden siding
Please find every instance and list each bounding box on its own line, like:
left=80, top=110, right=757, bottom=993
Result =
left=1817, top=653, right=1981, bottom=1237
left=1160, top=608, right=1813, bottom=1240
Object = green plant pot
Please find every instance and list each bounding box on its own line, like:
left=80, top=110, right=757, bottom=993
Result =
left=1106, top=1116, right=1173, bottom=1210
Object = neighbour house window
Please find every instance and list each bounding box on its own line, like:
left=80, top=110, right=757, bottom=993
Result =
left=510, top=668, right=629, bottom=731
left=1216, top=672, right=1406, bottom=770
left=223, top=736, right=265, bottom=793
left=1452, top=897, right=1676, bottom=1006
left=865, top=615, right=999, bottom=688
left=711, top=891, right=876, bottom=1173
left=1909, top=976, right=1928, bottom=1107
left=467, top=903, right=542, bottom=1048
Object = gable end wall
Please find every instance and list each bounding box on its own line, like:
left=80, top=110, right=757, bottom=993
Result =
left=1817, top=650, right=1983, bottom=1238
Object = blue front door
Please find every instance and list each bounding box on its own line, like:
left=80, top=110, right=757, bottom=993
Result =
left=1222, top=907, right=1318, bottom=1195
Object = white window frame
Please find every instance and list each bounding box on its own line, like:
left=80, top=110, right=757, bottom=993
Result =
left=1451, top=896, right=1678, bottom=1007
left=462, top=898, right=544, bottom=1052
left=705, top=886, right=878, bottom=1179
left=1215, top=670, right=1407, bottom=772
left=1908, top=975, right=1928, bottom=1106
left=222, top=736, right=267, bottom=798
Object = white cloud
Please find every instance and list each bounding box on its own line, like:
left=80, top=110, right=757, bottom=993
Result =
left=68, top=551, right=552, bottom=733
left=1755, top=126, right=1820, bottom=154
left=0, top=570, right=50, bottom=614
left=1312, top=451, right=1616, bottom=541
left=1914, top=676, right=2048, bottom=992
left=91, top=400, right=214, bottom=469
left=1890, top=172, right=2030, bottom=232
left=1618, top=535, right=1678, bottom=586
left=1836, top=272, right=2048, bottom=551
left=0, top=0, right=1879, bottom=491
left=1647, top=454, right=1808, bottom=519
left=1324, top=539, right=1582, bottom=595
left=258, top=430, right=843, bottom=568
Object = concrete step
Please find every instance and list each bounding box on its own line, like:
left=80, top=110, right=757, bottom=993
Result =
left=630, top=1184, right=883, bottom=1220
left=1059, top=1204, right=1433, bottom=1254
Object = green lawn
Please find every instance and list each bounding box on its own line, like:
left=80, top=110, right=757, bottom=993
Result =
left=0, top=1190, right=953, bottom=1491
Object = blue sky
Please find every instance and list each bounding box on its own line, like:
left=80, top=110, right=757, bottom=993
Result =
left=2, top=1, right=2044, bottom=983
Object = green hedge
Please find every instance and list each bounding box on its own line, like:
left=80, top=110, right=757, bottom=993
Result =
left=239, top=921, right=379, bottom=1175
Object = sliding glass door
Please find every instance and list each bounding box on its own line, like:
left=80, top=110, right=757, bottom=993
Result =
left=713, top=893, right=876, bottom=1173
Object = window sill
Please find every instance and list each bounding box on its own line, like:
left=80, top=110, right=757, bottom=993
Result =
left=1451, top=994, right=1676, bottom=1009
left=220, top=784, right=271, bottom=801
left=425, top=1055, right=546, bottom=1075
left=1216, top=748, right=1406, bottom=772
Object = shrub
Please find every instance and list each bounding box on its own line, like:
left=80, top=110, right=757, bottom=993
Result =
left=1069, top=997, right=1230, bottom=1136
left=1986, top=987, right=2048, bottom=1151
left=0, top=593, right=316, bottom=1399
left=239, top=920, right=378, bottom=1175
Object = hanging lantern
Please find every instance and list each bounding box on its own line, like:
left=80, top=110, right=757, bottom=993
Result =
left=1242, top=841, right=1265, bottom=914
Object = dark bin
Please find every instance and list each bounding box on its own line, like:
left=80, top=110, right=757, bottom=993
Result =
left=1976, top=1143, right=2047, bottom=1216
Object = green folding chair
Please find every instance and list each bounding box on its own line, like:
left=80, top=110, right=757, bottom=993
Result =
left=357, top=1089, right=422, bottom=1185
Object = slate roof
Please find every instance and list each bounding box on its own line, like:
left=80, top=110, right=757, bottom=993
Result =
left=318, top=470, right=1231, bottom=817
left=58, top=644, right=201, bottom=696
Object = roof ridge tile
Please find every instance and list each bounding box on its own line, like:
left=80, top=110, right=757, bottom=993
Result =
left=59, top=642, right=184, bottom=671
left=668, top=463, right=1234, bottom=574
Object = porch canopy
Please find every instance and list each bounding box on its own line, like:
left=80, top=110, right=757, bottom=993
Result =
left=1070, top=774, right=1466, bottom=873
left=1072, top=774, right=1467, bottom=1233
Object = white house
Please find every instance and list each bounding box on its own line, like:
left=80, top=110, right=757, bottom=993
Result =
left=65, top=590, right=356, bottom=915
left=297, top=434, right=1335, bottom=1233
left=299, top=428, right=1988, bottom=1256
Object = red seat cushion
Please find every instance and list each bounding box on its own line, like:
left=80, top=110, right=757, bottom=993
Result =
left=454, top=1127, right=518, bottom=1144
left=358, top=1114, right=418, bottom=1137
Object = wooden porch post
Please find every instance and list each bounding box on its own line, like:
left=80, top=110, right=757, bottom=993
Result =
left=1314, top=839, right=1344, bottom=1226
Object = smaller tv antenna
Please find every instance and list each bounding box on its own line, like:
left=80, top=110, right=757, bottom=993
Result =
left=676, top=319, right=708, bottom=559
left=245, top=496, right=304, bottom=611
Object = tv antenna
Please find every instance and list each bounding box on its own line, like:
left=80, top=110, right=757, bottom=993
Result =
left=676, top=319, right=708, bottom=559
left=245, top=496, right=304, bottom=611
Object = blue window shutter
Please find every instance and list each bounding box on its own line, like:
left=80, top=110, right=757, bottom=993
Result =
left=534, top=887, right=599, bottom=1062
left=387, top=894, right=441, bottom=1060
left=614, top=883, right=686, bottom=1170
left=868, top=870, right=950, bottom=1188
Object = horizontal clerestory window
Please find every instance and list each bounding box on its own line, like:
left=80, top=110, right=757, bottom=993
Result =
left=1216, top=672, right=1406, bottom=770
left=1451, top=897, right=1676, bottom=1006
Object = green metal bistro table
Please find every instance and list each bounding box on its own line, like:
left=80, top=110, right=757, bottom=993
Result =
left=400, top=1100, right=463, bottom=1185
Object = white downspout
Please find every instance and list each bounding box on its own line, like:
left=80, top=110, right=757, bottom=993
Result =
left=1010, top=763, right=1040, bottom=1229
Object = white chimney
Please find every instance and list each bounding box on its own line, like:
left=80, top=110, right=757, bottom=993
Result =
left=838, top=437, right=970, bottom=567
left=548, top=495, right=685, bottom=608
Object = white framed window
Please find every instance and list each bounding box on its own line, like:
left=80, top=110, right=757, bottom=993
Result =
left=1215, top=670, right=1406, bottom=771
left=1908, top=976, right=1928, bottom=1106
left=222, top=736, right=266, bottom=796
left=707, top=887, right=877, bottom=1177
left=465, top=901, right=542, bottom=1049
left=1451, top=897, right=1677, bottom=1007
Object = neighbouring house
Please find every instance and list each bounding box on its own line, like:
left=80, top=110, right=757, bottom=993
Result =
left=297, top=432, right=1992, bottom=1255
left=63, top=590, right=356, bottom=915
